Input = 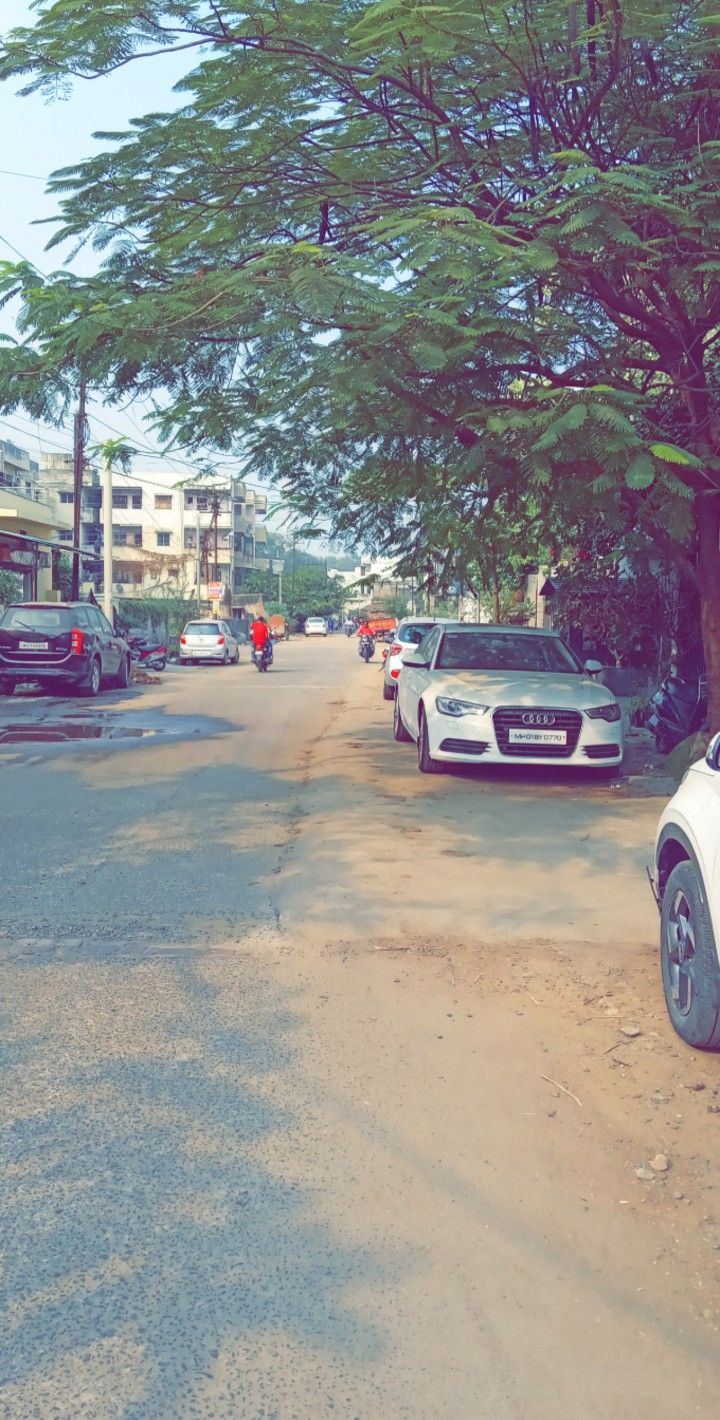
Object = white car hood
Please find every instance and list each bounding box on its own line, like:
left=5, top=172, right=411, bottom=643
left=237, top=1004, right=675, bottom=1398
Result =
left=429, top=669, right=615, bottom=710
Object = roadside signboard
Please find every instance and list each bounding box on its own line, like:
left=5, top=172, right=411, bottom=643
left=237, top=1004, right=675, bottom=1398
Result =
left=208, top=580, right=224, bottom=600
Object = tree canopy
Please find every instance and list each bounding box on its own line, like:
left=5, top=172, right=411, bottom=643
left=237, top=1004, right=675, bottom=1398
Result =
left=2, top=1, right=720, bottom=714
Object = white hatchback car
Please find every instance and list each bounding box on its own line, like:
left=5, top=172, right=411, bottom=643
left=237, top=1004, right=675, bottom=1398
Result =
left=179, top=619, right=240, bottom=665
left=654, top=734, right=720, bottom=1049
left=394, top=623, right=624, bottom=773
left=305, top=617, right=328, bottom=637
left=382, top=618, right=454, bottom=701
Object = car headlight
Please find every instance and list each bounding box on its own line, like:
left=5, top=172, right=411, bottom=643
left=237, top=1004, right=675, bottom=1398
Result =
left=435, top=696, right=490, bottom=717
left=586, top=702, right=621, bottom=722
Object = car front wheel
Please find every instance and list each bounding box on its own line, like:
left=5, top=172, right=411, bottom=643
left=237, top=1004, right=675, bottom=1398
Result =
left=113, top=655, right=130, bottom=689
left=417, top=707, right=444, bottom=774
left=383, top=681, right=396, bottom=701
left=661, top=859, right=720, bottom=1049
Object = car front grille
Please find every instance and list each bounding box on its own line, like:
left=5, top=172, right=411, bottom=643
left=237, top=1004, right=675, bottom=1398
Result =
left=492, top=707, right=582, bottom=759
left=439, top=739, right=489, bottom=755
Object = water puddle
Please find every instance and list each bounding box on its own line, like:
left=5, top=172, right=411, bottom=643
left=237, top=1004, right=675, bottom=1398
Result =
left=0, top=722, right=162, bottom=744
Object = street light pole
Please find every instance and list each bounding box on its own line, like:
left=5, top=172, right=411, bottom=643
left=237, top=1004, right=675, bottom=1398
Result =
left=195, top=508, right=202, bottom=607
left=102, top=450, right=113, bottom=624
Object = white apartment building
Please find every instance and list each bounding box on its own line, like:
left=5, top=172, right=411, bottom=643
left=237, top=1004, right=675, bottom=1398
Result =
left=100, top=472, right=269, bottom=606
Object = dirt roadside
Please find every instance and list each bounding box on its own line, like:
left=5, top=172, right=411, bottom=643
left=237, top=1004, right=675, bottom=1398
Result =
left=271, top=653, right=720, bottom=1363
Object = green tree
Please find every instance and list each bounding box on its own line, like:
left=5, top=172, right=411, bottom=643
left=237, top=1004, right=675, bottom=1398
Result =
left=3, top=3, right=720, bottom=717
left=0, top=570, right=22, bottom=611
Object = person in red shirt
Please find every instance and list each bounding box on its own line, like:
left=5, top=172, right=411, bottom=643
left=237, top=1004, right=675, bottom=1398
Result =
left=250, top=616, right=273, bottom=663
left=357, top=620, right=372, bottom=637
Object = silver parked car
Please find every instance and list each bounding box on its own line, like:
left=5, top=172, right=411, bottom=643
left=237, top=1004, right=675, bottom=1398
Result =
left=179, top=619, right=241, bottom=665
left=382, top=617, right=454, bottom=701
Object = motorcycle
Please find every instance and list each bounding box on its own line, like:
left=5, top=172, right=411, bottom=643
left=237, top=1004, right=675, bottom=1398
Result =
left=344, top=622, right=356, bottom=637
left=251, top=641, right=273, bottom=673
left=358, top=634, right=375, bottom=663
left=646, top=675, right=707, bottom=755
left=126, top=634, right=167, bottom=671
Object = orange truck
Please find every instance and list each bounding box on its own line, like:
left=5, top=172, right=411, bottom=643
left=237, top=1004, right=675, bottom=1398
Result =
left=367, top=615, right=397, bottom=638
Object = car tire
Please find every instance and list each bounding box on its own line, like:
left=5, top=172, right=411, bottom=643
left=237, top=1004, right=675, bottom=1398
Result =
left=232, top=649, right=240, bottom=665
left=113, top=655, right=130, bottom=690
left=417, top=707, right=444, bottom=774
left=393, top=695, right=412, bottom=743
left=0, top=678, right=15, bottom=697
left=660, top=860, right=720, bottom=1049
left=383, top=682, right=396, bottom=701
left=79, top=658, right=102, bottom=698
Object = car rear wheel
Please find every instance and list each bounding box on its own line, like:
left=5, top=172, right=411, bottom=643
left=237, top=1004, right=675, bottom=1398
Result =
left=80, top=658, right=102, bottom=698
left=417, top=708, right=444, bottom=774
left=661, top=860, right=720, bottom=1049
left=383, top=681, right=396, bottom=701
left=393, top=695, right=412, bottom=742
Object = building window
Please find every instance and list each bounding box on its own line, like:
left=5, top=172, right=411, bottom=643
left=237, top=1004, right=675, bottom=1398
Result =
left=58, top=529, right=73, bottom=542
left=156, top=531, right=170, bottom=548
left=184, top=529, right=197, bottom=549
left=131, top=492, right=142, bottom=510
left=59, top=490, right=74, bottom=504
left=112, top=492, right=128, bottom=509
left=155, top=494, right=172, bottom=510
left=112, top=527, right=127, bottom=546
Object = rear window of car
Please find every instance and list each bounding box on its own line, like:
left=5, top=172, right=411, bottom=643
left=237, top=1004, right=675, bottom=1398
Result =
left=0, top=606, right=70, bottom=632
left=399, top=622, right=434, bottom=645
left=184, top=622, right=220, bottom=635
left=307, top=618, right=324, bottom=626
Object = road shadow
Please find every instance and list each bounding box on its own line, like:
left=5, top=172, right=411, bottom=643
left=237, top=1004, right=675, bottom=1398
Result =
left=0, top=948, right=398, bottom=1417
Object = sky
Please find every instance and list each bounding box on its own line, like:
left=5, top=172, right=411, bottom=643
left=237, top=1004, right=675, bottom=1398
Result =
left=0, top=1, right=265, bottom=498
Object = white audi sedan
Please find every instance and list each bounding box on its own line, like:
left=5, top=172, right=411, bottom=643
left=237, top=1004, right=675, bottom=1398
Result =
left=393, top=623, right=624, bottom=774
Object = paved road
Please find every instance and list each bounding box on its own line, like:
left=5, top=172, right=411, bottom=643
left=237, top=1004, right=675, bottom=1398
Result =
left=1, top=638, right=719, bottom=1419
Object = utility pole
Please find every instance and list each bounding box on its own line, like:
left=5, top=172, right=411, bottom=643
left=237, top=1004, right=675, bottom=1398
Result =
left=102, top=451, right=113, bottom=624
left=195, top=507, right=202, bottom=607
left=210, top=489, right=220, bottom=580
left=71, top=373, right=87, bottom=599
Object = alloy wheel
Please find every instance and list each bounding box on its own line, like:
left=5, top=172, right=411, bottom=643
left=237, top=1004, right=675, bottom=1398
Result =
left=666, top=889, right=697, bottom=1016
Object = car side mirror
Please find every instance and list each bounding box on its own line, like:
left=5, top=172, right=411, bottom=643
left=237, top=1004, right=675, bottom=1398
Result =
left=584, top=659, right=604, bottom=675
left=706, top=732, right=720, bottom=771
left=403, top=658, right=429, bottom=670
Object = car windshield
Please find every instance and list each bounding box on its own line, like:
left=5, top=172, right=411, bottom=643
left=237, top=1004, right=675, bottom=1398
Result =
left=0, top=607, right=69, bottom=633
left=436, top=631, right=581, bottom=674
left=184, top=622, right=220, bottom=636
left=400, top=622, right=433, bottom=645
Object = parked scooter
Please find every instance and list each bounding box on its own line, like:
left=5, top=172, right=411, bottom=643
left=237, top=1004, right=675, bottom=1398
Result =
left=126, top=633, right=167, bottom=671
left=251, top=642, right=273, bottom=673
left=646, top=675, right=707, bottom=755
left=358, top=634, right=375, bottom=663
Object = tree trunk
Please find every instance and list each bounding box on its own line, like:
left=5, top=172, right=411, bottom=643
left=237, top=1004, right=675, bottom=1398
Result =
left=696, top=491, right=720, bottom=732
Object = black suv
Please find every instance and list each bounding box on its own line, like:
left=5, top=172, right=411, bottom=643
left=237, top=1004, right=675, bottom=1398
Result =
left=0, top=602, right=131, bottom=698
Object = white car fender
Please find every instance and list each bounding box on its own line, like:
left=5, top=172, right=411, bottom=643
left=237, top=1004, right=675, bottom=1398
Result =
left=655, top=767, right=720, bottom=962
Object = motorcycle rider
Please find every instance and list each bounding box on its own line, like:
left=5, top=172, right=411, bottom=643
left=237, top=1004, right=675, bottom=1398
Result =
left=250, top=615, right=273, bottom=665
left=357, top=618, right=373, bottom=637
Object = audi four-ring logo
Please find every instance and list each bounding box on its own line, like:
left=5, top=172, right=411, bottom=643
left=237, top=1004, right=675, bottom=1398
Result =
left=521, top=712, right=556, bottom=726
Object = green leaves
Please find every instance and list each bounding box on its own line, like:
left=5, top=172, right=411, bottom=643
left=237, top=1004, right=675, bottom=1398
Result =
left=648, top=443, right=702, bottom=468
left=624, top=454, right=656, bottom=490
